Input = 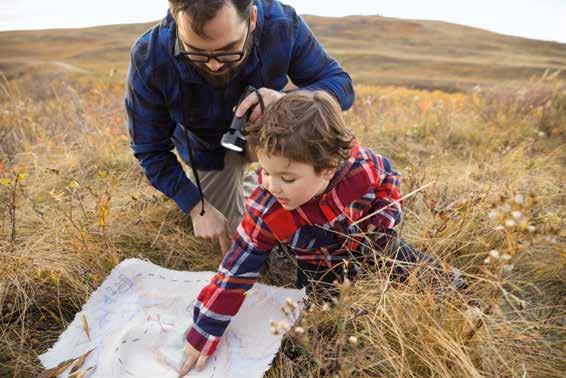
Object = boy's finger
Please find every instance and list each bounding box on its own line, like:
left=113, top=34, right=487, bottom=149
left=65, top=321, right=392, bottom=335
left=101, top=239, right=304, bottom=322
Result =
left=178, top=354, right=197, bottom=377
left=195, top=354, right=209, bottom=371
left=236, top=92, right=258, bottom=117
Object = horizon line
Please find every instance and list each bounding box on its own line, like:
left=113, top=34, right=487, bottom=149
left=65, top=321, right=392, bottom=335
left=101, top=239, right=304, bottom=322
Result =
left=0, top=14, right=564, bottom=44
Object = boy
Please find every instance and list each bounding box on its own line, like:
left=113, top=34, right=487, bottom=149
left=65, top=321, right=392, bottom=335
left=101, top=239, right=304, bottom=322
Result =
left=179, top=91, right=444, bottom=375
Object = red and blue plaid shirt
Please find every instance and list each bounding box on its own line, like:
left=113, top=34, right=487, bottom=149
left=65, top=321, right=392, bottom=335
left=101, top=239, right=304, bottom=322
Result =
left=186, top=145, right=402, bottom=355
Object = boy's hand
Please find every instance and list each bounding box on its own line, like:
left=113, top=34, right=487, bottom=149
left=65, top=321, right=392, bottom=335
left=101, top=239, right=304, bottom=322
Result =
left=190, top=200, right=232, bottom=253
left=178, top=342, right=209, bottom=377
left=235, top=88, right=285, bottom=124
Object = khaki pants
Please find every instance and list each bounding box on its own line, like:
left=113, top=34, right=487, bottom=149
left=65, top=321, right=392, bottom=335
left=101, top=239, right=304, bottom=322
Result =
left=186, top=150, right=257, bottom=232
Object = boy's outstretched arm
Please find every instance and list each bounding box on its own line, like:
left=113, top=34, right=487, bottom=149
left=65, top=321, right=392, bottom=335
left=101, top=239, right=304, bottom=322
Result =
left=179, top=193, right=277, bottom=375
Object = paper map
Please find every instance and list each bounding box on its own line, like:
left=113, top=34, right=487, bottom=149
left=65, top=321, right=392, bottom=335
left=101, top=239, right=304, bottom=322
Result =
left=39, top=258, right=305, bottom=377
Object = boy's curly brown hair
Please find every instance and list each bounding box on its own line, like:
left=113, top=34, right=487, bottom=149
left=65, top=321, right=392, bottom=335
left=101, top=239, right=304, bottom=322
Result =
left=246, top=91, right=354, bottom=173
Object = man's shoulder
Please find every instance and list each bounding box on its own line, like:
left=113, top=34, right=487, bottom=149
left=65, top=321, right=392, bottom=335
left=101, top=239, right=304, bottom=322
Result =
left=129, top=16, right=174, bottom=80
left=261, top=0, right=297, bottom=19
left=259, top=0, right=300, bottom=29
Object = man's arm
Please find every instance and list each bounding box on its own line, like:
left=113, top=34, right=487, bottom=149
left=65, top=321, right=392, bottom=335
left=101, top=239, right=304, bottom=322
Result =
left=235, top=7, right=354, bottom=122
left=125, top=54, right=201, bottom=214
left=287, top=13, right=355, bottom=111
left=235, top=12, right=355, bottom=122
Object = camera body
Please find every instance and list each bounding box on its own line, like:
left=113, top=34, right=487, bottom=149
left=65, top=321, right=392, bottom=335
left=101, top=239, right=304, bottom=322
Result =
left=221, top=86, right=257, bottom=152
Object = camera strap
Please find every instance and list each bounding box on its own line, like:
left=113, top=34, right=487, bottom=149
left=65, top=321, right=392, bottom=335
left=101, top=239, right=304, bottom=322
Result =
left=254, top=88, right=266, bottom=113
left=182, top=124, right=206, bottom=216
left=179, top=82, right=206, bottom=216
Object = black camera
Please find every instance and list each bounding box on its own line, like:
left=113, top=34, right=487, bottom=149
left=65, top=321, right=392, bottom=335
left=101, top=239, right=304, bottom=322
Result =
left=221, top=86, right=257, bottom=152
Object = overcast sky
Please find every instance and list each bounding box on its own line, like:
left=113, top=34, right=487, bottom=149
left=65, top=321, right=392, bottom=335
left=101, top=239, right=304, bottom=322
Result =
left=1, top=0, right=564, bottom=43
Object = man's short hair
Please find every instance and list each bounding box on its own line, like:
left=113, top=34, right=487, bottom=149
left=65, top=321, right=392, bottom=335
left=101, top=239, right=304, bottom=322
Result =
left=169, top=0, right=253, bottom=38
left=247, top=91, right=354, bottom=173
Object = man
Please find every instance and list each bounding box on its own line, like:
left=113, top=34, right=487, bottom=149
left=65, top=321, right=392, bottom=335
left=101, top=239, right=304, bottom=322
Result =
left=125, top=0, right=354, bottom=261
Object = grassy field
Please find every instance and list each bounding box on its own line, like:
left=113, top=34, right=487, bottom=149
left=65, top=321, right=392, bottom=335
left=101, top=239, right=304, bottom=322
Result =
left=0, top=14, right=565, bottom=378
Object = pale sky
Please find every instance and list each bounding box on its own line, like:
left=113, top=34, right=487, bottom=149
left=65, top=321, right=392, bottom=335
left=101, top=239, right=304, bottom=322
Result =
left=1, top=0, right=565, bottom=43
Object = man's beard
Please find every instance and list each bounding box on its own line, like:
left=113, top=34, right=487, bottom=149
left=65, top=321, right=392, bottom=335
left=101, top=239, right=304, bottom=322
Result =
left=189, top=37, right=253, bottom=87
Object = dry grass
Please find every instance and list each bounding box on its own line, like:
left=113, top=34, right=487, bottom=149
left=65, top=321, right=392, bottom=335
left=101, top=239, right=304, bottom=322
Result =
left=0, top=69, right=565, bottom=377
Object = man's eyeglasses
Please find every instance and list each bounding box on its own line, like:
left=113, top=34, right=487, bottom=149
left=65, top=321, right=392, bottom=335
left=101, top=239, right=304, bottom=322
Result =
left=174, top=19, right=251, bottom=64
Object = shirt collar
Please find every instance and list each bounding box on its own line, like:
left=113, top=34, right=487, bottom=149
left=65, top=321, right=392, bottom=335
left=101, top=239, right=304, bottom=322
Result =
left=324, top=143, right=360, bottom=194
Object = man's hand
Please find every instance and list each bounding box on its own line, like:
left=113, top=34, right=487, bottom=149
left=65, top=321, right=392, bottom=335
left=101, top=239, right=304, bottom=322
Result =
left=178, top=342, right=209, bottom=377
left=235, top=87, right=285, bottom=124
left=190, top=200, right=232, bottom=253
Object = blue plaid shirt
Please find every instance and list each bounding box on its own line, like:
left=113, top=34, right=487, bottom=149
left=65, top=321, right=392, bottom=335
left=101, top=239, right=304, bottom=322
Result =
left=125, top=0, right=355, bottom=214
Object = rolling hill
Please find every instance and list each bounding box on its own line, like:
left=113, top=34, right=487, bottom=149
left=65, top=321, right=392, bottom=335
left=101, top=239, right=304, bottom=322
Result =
left=0, top=14, right=565, bottom=91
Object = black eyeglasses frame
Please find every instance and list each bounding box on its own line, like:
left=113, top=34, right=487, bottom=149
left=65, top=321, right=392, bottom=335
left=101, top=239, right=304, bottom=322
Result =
left=174, top=18, right=251, bottom=64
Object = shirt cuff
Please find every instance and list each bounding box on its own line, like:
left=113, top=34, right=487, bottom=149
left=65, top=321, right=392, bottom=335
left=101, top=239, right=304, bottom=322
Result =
left=186, top=326, right=221, bottom=356
left=172, top=178, right=202, bottom=214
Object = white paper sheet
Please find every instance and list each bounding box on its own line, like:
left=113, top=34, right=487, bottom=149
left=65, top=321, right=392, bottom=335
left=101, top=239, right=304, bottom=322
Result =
left=39, top=258, right=305, bottom=378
